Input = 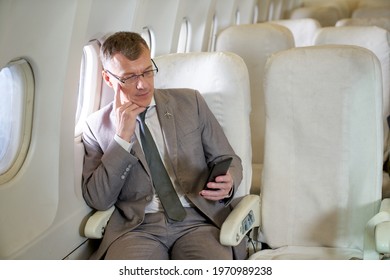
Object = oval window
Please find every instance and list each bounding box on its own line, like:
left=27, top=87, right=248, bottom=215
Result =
left=75, top=40, right=102, bottom=137
left=0, top=58, right=34, bottom=184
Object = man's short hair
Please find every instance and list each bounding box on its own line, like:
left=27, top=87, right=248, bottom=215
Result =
left=100, top=31, right=149, bottom=68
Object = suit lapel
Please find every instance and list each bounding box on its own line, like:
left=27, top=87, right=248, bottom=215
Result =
left=131, top=139, right=150, bottom=173
left=154, top=90, right=179, bottom=176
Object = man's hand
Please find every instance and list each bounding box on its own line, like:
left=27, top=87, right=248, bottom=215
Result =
left=199, top=171, right=233, bottom=201
left=113, top=83, right=145, bottom=142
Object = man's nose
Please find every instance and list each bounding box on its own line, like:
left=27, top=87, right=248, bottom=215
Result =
left=135, top=75, right=146, bottom=89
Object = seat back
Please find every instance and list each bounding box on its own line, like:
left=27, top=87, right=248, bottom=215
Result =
left=271, top=18, right=321, bottom=47
left=314, top=26, right=390, bottom=172
left=289, top=5, right=342, bottom=27
left=352, top=7, right=390, bottom=19
left=215, top=23, right=294, bottom=193
left=260, top=45, right=383, bottom=258
left=352, top=0, right=390, bottom=19
left=336, top=17, right=390, bottom=33
left=153, top=52, right=252, bottom=198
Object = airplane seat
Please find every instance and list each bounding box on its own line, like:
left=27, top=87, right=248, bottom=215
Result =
left=352, top=7, right=390, bottom=19
left=271, top=18, right=322, bottom=47
left=215, top=22, right=294, bottom=195
left=356, top=0, right=390, bottom=8
left=351, top=0, right=390, bottom=18
left=289, top=5, right=342, bottom=27
left=336, top=17, right=390, bottom=33
left=84, top=51, right=252, bottom=239
left=313, top=25, right=390, bottom=199
left=300, top=0, right=355, bottom=18
left=220, top=45, right=390, bottom=260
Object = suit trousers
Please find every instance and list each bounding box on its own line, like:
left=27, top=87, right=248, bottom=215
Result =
left=104, top=207, right=233, bottom=260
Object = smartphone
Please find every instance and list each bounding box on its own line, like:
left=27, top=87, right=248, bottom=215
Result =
left=204, top=157, right=233, bottom=190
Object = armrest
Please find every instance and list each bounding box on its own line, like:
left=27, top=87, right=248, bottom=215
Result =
left=364, top=198, right=390, bottom=259
left=84, top=206, right=115, bottom=239
left=220, top=194, right=261, bottom=246
left=376, top=198, right=390, bottom=254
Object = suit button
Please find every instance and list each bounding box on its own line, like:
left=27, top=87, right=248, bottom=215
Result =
left=121, top=175, right=126, bottom=180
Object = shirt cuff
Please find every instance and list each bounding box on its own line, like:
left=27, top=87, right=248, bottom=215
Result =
left=114, top=134, right=134, bottom=153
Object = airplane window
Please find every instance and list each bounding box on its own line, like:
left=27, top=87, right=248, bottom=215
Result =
left=177, top=18, right=192, bottom=53
left=74, top=40, right=102, bottom=137
left=253, top=3, right=259, bottom=23
left=268, top=0, right=275, bottom=20
left=141, top=27, right=156, bottom=58
left=208, top=14, right=218, bottom=51
left=258, top=0, right=270, bottom=22
left=235, top=9, right=241, bottom=25
left=0, top=58, right=34, bottom=184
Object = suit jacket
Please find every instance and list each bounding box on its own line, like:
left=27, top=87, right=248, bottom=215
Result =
left=82, top=88, right=245, bottom=259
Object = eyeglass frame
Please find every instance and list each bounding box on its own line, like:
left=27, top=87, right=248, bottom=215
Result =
left=104, top=59, right=158, bottom=85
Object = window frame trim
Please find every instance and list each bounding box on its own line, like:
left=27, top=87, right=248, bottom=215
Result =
left=0, top=58, right=35, bottom=185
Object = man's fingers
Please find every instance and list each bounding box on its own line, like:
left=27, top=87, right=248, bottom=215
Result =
left=113, top=82, right=122, bottom=110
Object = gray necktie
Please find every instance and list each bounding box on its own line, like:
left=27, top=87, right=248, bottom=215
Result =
left=139, top=109, right=186, bottom=221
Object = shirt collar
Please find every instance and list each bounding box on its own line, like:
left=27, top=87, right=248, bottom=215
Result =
left=139, top=97, right=156, bottom=121
left=148, top=96, right=156, bottom=108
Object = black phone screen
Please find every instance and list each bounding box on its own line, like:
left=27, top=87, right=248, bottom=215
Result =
left=204, top=157, right=233, bottom=190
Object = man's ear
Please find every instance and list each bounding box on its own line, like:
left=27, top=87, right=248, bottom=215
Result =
left=102, top=70, right=113, bottom=87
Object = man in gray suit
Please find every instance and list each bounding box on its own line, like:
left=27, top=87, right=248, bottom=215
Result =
left=82, top=32, right=245, bottom=259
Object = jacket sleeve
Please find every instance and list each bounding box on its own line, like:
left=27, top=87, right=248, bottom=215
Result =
left=81, top=120, right=138, bottom=210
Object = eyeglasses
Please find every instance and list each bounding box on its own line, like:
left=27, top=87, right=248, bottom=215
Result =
left=105, top=59, right=158, bottom=86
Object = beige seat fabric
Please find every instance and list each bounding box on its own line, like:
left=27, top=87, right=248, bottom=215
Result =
left=357, top=0, right=390, bottom=8
left=215, top=23, right=294, bottom=194
left=300, top=0, right=355, bottom=18
left=352, top=7, right=390, bottom=19
left=222, top=45, right=387, bottom=260
left=271, top=18, right=321, bottom=47
left=353, top=0, right=390, bottom=18
left=336, top=17, right=390, bottom=33
left=314, top=25, right=390, bottom=198
left=289, top=5, right=342, bottom=27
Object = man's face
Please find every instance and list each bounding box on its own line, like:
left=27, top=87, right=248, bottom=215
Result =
left=103, top=48, right=155, bottom=108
